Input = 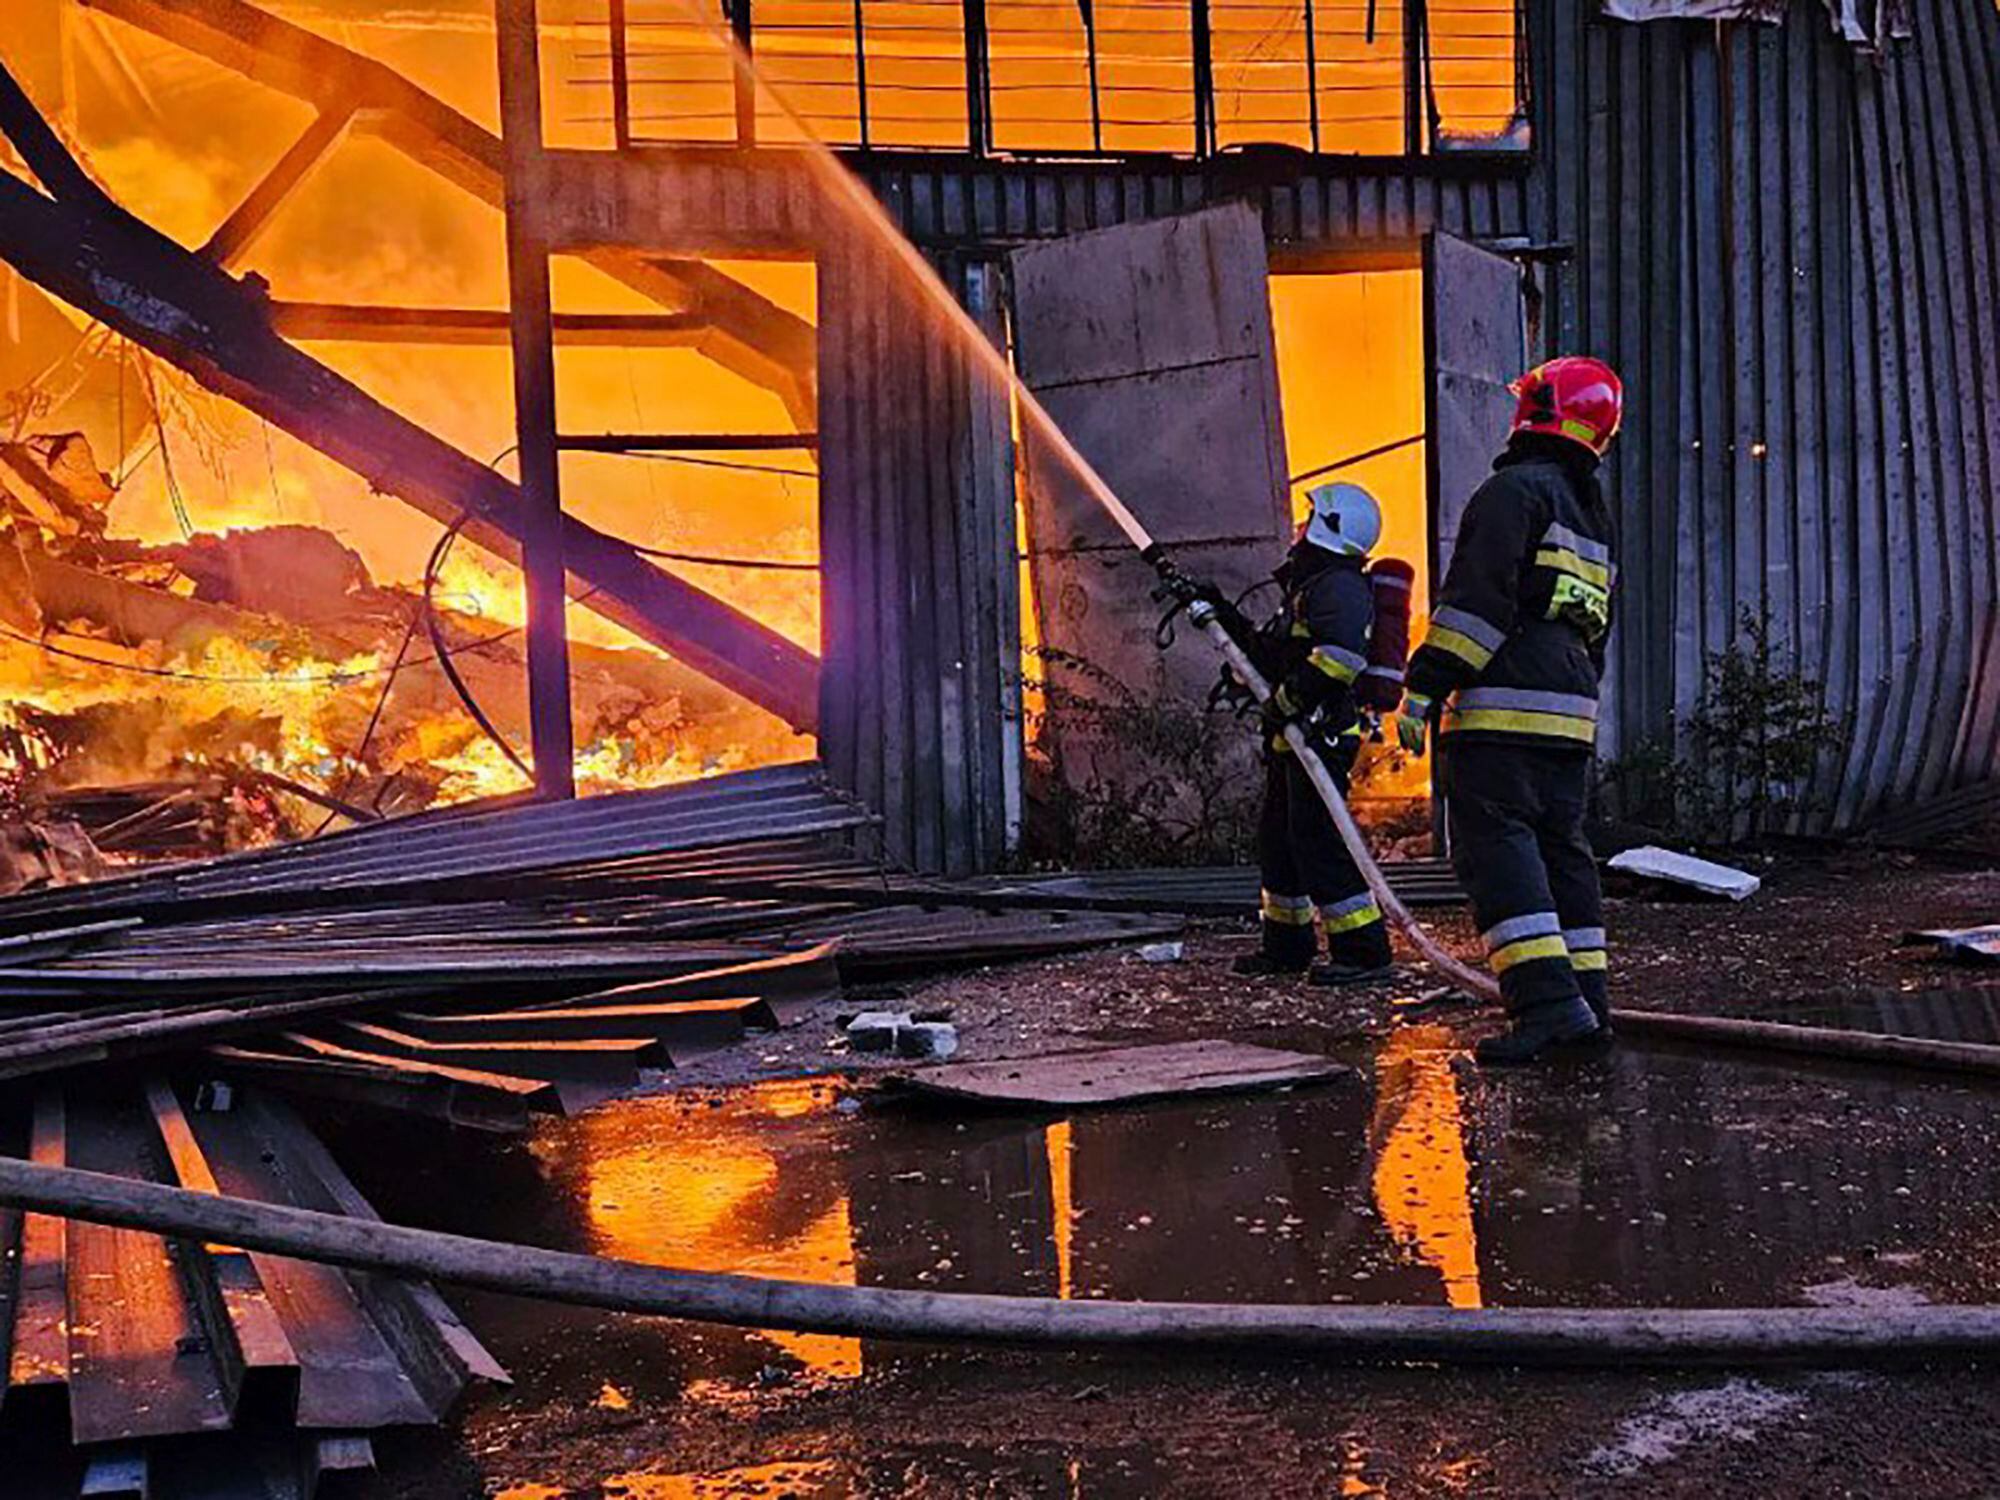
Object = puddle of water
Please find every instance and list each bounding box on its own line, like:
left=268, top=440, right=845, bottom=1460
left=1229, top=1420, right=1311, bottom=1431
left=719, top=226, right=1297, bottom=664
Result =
left=398, top=1033, right=1999, bottom=1406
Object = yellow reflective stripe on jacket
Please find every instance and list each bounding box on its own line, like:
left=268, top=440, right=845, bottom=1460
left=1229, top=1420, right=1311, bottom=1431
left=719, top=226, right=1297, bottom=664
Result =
left=1309, top=645, right=1366, bottom=684
left=1320, top=892, right=1382, bottom=934
left=1445, top=709, right=1598, bottom=743
left=1425, top=626, right=1495, bottom=672
left=1443, top=687, right=1598, bottom=744
left=1491, top=933, right=1571, bottom=972
left=1571, top=949, right=1609, bottom=972
left=1534, top=545, right=1613, bottom=591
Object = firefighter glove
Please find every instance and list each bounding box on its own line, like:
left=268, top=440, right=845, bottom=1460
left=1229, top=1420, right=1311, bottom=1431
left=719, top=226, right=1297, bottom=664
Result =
left=1397, top=694, right=1434, bottom=756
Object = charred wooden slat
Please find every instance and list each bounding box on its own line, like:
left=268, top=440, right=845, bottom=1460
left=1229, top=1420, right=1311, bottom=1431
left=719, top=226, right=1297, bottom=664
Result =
left=204, top=1047, right=533, bottom=1134
left=388, top=996, right=761, bottom=1059
left=183, top=1090, right=452, bottom=1428
left=326, top=1021, right=663, bottom=1086
left=142, top=1079, right=299, bottom=1395
left=274, top=1035, right=564, bottom=1114
left=61, top=1090, right=241, bottom=1444
left=235, top=1093, right=506, bottom=1389
left=9, top=1091, right=68, bottom=1393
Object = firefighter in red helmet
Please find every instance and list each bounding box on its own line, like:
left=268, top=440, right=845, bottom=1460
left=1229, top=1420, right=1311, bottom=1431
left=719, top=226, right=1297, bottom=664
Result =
left=1397, top=356, right=1623, bottom=1064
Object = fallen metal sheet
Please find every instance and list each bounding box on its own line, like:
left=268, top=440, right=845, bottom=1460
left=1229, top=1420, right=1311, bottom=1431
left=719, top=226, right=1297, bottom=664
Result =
left=887, top=1039, right=1352, bottom=1108
left=1606, top=846, right=1762, bottom=901
left=1906, top=927, right=2000, bottom=965
left=204, top=1046, right=535, bottom=1133
left=0, top=763, right=865, bottom=929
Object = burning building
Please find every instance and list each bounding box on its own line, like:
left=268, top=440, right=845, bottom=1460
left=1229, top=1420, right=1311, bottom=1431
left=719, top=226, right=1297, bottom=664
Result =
left=1, top=0, right=1997, bottom=884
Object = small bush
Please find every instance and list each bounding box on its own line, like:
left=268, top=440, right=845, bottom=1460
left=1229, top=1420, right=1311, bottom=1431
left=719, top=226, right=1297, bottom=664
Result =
left=1021, top=646, right=1261, bottom=868
left=1603, top=605, right=1844, bottom=844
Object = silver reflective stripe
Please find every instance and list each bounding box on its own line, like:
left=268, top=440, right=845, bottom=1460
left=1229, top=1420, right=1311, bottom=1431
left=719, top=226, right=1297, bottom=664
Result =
left=1564, top=926, right=1607, bottom=951
left=1361, top=665, right=1404, bottom=682
left=1323, top=892, right=1377, bottom=920
left=1540, top=523, right=1611, bottom=566
left=1453, top=686, right=1599, bottom=720
left=1371, top=571, right=1414, bottom=593
left=1482, top=911, right=1561, bottom=951
left=1431, top=606, right=1507, bottom=652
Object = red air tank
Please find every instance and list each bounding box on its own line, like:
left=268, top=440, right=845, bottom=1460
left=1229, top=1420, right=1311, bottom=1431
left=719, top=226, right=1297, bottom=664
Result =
left=1359, top=558, right=1415, bottom=711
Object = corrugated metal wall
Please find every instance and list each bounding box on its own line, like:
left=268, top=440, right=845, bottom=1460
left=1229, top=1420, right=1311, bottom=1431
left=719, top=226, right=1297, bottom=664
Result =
left=1527, top=0, right=2000, bottom=826
left=817, top=238, right=1021, bottom=875
left=821, top=0, right=2000, bottom=863
left=865, top=153, right=1533, bottom=249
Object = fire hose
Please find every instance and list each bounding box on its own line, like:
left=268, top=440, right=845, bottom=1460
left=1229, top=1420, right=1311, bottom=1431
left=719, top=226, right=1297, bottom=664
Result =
left=1168, top=576, right=1499, bottom=1004
left=1104, top=502, right=1500, bottom=1002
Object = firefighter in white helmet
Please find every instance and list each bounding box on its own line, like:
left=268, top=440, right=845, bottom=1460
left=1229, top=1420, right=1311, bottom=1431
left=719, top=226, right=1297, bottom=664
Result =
left=1233, top=481, right=1410, bottom=986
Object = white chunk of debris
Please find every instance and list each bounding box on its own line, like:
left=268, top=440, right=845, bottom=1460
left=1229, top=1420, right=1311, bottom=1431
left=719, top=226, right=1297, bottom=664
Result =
left=1137, top=941, right=1185, bottom=963
left=1607, top=845, right=1761, bottom=901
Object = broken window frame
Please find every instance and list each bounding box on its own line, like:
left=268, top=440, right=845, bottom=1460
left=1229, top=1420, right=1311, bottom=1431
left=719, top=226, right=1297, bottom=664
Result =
left=604, top=0, right=1531, bottom=159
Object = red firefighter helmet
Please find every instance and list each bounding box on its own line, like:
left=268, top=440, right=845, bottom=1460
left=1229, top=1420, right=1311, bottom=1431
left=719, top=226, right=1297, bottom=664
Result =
left=1508, top=356, right=1624, bottom=457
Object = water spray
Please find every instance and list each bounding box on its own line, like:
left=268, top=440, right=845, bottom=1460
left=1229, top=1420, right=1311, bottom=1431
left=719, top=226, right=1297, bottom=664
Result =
left=686, top=6, right=1499, bottom=1001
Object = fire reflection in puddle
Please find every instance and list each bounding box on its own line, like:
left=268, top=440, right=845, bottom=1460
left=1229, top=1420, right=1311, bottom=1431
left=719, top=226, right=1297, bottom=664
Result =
left=1370, top=1024, right=1482, bottom=1308
left=481, top=1029, right=1995, bottom=1404
left=555, top=1079, right=861, bottom=1379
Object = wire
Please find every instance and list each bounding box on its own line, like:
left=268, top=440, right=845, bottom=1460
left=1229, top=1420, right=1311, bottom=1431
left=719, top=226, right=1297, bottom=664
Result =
left=626, top=541, right=818, bottom=571
left=608, top=449, right=819, bottom=479
left=0, top=616, right=525, bottom=686
left=421, top=510, right=533, bottom=780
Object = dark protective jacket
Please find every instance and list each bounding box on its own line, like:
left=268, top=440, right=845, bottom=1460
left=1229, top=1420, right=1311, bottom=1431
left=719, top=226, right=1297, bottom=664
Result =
left=1406, top=434, right=1618, bottom=751
left=1265, top=544, right=1374, bottom=748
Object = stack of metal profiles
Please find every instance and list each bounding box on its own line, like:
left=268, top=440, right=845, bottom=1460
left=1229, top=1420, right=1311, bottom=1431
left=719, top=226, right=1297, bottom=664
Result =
left=0, top=759, right=1462, bottom=1492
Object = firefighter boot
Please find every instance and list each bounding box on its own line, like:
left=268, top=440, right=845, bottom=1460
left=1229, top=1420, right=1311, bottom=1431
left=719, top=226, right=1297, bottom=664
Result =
left=1232, top=951, right=1311, bottom=978
left=1574, top=968, right=1613, bottom=1034
left=1310, top=912, right=1394, bottom=987
left=1473, top=995, right=1602, bottom=1066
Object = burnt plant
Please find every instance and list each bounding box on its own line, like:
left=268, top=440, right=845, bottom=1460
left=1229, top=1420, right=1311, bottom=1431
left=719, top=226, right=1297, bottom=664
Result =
left=1022, top=645, right=1262, bottom=868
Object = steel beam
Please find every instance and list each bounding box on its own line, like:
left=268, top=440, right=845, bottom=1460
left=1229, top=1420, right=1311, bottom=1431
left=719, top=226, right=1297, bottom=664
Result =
left=75, top=0, right=818, bottom=427
left=265, top=303, right=708, bottom=346
left=0, top=162, right=819, bottom=728
left=495, top=0, right=575, bottom=799
left=200, top=103, right=357, bottom=268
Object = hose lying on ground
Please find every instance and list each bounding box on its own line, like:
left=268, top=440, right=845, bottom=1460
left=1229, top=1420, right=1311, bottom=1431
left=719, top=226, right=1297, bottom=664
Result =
left=1610, top=1008, right=2000, bottom=1080
left=1, top=1156, right=1995, bottom=1369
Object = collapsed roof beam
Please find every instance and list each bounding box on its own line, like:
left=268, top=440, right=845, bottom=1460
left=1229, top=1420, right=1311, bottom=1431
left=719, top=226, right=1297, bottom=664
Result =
left=266, top=302, right=710, bottom=347
left=200, top=102, right=359, bottom=269
left=75, top=0, right=819, bottom=429
left=0, top=89, right=819, bottom=730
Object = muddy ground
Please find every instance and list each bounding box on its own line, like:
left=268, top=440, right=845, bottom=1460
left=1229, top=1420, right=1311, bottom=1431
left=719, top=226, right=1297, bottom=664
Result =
left=343, top=852, right=2000, bottom=1499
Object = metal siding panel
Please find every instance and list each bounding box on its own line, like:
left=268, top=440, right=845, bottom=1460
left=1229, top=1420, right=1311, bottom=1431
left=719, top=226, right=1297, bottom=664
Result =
left=1726, top=33, right=1761, bottom=653
left=1919, top=0, right=1999, bottom=793
left=1755, top=28, right=1797, bottom=698
left=1837, top=66, right=1898, bottom=827
left=1899, top=14, right=1973, bottom=802
left=1882, top=45, right=1952, bottom=807
left=1686, top=33, right=1731, bottom=725
left=1426, top=231, right=1528, bottom=574
left=1940, top=0, right=2000, bottom=782
left=1642, top=32, right=1683, bottom=747
left=1810, top=28, right=1860, bottom=825
left=1858, top=61, right=1922, bottom=820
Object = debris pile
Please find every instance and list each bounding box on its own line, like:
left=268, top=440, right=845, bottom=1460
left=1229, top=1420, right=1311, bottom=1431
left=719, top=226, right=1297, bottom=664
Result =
left=0, top=431, right=806, bottom=866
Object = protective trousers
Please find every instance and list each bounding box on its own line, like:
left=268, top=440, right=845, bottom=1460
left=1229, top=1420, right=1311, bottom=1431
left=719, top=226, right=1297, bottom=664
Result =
left=1256, top=744, right=1393, bottom=970
left=1438, top=741, right=1607, bottom=1022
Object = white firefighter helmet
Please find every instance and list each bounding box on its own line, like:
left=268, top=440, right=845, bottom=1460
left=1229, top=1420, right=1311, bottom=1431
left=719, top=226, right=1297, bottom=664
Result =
left=1303, top=481, right=1382, bottom=557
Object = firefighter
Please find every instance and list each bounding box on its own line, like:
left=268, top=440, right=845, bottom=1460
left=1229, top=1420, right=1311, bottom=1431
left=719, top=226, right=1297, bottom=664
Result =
left=1233, top=481, right=1404, bottom=987
left=1397, top=357, right=1622, bottom=1065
